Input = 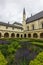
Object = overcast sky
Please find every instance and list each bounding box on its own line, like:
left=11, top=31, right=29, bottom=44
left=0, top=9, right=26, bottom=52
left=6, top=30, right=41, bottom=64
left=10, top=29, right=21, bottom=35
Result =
left=0, top=0, right=43, bottom=24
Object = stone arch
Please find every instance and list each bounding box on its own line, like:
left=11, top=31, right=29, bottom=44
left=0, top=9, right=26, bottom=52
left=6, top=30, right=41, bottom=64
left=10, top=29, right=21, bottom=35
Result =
left=11, top=33, right=15, bottom=38
left=16, top=34, right=19, bottom=38
left=21, top=34, right=23, bottom=38
left=28, top=34, right=31, bottom=37
left=0, top=33, right=2, bottom=38
left=4, top=33, right=9, bottom=38
left=40, top=33, right=43, bottom=38
left=24, top=34, right=26, bottom=38
left=33, top=33, right=38, bottom=38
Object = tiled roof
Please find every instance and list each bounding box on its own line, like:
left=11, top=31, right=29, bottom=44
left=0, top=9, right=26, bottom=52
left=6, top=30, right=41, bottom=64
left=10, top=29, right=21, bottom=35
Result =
left=26, top=11, right=43, bottom=23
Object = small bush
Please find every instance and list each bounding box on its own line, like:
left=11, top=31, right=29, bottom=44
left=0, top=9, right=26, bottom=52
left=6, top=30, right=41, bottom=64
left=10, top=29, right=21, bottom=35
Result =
left=0, top=51, right=7, bottom=65
left=29, top=52, right=43, bottom=65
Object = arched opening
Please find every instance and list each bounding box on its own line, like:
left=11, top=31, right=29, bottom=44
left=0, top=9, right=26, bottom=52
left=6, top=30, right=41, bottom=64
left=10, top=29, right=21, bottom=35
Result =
left=33, top=33, right=38, bottom=38
left=28, top=34, right=31, bottom=37
left=4, top=33, right=9, bottom=38
left=40, top=33, right=43, bottom=38
left=21, top=34, right=23, bottom=38
left=24, top=34, right=26, bottom=38
left=16, top=34, right=19, bottom=38
left=0, top=33, right=2, bottom=38
left=11, top=33, right=15, bottom=38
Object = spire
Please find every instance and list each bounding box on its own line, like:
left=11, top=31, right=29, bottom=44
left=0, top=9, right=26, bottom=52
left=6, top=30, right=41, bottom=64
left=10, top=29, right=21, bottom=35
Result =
left=23, top=8, right=25, bottom=15
left=22, top=8, right=26, bottom=31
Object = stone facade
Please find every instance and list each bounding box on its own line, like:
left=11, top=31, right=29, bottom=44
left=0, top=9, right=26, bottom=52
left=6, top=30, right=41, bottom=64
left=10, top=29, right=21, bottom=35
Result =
left=0, top=8, right=43, bottom=39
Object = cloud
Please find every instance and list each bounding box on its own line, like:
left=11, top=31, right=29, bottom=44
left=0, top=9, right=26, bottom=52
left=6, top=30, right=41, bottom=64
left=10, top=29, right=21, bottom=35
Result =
left=0, top=0, right=43, bottom=23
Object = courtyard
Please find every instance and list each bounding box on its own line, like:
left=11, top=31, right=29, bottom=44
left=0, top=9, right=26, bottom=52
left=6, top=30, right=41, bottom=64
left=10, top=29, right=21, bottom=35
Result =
left=0, top=38, right=43, bottom=65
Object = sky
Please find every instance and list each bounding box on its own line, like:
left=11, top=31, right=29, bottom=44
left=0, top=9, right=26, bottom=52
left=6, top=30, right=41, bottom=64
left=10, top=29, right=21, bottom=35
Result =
left=0, top=0, right=43, bottom=24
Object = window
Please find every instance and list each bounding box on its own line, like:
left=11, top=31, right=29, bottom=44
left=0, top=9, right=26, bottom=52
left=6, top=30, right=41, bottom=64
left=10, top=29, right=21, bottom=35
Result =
left=27, top=26, right=29, bottom=31
left=32, top=25, right=34, bottom=30
left=42, top=23, right=43, bottom=28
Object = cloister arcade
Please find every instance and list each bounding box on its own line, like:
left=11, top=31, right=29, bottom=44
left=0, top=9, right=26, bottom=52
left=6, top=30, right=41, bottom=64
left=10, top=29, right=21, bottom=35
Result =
left=0, top=31, right=43, bottom=39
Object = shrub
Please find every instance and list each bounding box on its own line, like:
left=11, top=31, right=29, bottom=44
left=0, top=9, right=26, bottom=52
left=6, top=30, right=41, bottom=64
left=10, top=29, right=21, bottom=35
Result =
left=0, top=51, right=7, bottom=65
left=29, top=52, right=43, bottom=65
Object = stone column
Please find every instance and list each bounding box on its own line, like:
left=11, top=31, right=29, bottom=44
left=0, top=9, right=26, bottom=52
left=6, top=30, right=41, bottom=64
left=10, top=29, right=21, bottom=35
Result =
left=38, top=33, right=40, bottom=39
left=31, top=33, right=33, bottom=38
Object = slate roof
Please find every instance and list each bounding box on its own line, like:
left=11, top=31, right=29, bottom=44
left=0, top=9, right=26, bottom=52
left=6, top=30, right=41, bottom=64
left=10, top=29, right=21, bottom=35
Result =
left=13, top=22, right=22, bottom=26
left=0, top=22, right=23, bottom=29
left=26, top=11, right=43, bottom=23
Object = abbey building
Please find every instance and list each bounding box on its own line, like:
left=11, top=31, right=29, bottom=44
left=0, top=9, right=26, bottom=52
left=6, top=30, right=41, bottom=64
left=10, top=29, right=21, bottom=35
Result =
left=0, top=8, right=43, bottom=39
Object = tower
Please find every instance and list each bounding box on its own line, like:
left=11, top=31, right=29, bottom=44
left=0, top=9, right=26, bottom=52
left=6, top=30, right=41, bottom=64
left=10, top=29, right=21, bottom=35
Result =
left=22, top=8, right=26, bottom=31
